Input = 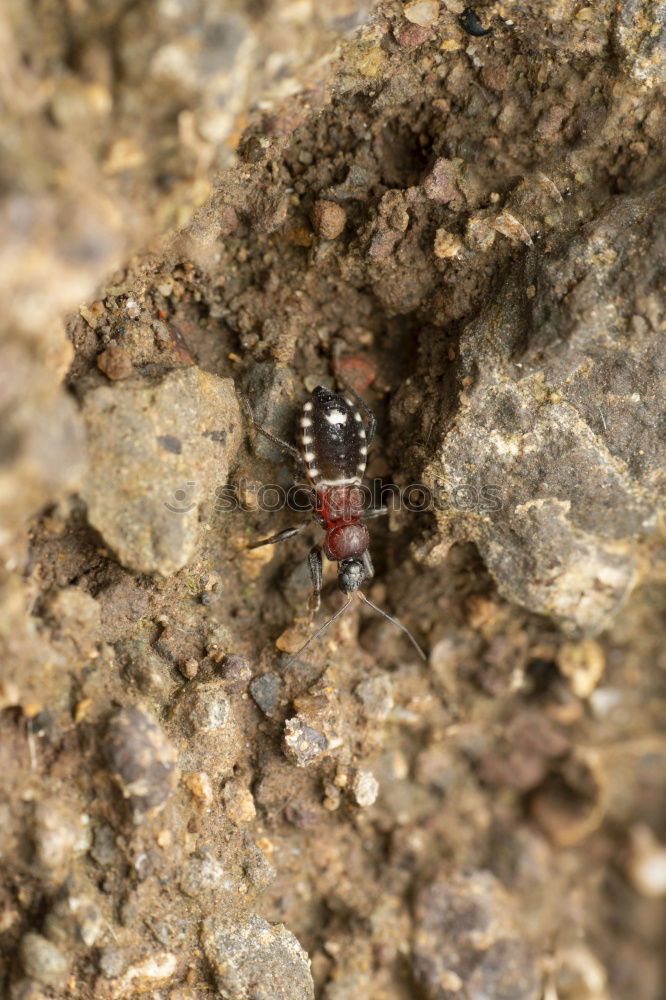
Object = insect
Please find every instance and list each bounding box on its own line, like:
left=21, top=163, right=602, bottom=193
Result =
left=459, top=6, right=492, bottom=36
left=245, top=382, right=426, bottom=663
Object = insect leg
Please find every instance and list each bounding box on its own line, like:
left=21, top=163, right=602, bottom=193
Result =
left=307, top=545, right=323, bottom=614
left=240, top=393, right=303, bottom=469
left=364, top=505, right=388, bottom=519
left=248, top=524, right=306, bottom=549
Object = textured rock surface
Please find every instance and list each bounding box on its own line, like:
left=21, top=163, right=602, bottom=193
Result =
left=423, top=186, right=666, bottom=633
left=202, top=913, right=314, bottom=1000
left=81, top=368, right=241, bottom=575
left=413, top=871, right=540, bottom=1000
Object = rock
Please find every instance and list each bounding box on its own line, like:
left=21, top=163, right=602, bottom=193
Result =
left=0, top=373, right=85, bottom=556
left=19, top=933, right=69, bottom=990
left=223, top=778, right=257, bottom=824
left=351, top=770, right=379, bottom=807
left=104, top=706, right=178, bottom=824
left=219, top=654, right=253, bottom=693
left=403, top=0, right=439, bottom=28
left=115, top=640, right=172, bottom=696
left=175, top=680, right=239, bottom=777
left=424, top=186, right=666, bottom=633
left=44, top=887, right=104, bottom=948
left=32, top=798, right=90, bottom=876
left=81, top=367, right=241, bottom=576
left=557, top=638, right=605, bottom=698
left=283, top=717, right=328, bottom=767
left=178, top=681, right=232, bottom=735
left=423, top=158, right=464, bottom=208
left=240, top=363, right=298, bottom=464
left=249, top=672, right=281, bottom=716
left=179, top=848, right=226, bottom=899
left=97, top=344, right=133, bottom=380
left=201, top=912, right=314, bottom=1000
left=626, top=825, right=666, bottom=898
left=355, top=675, right=394, bottom=721
left=101, top=951, right=177, bottom=998
left=412, top=871, right=539, bottom=1000
left=311, top=200, right=346, bottom=240
left=612, top=1, right=666, bottom=87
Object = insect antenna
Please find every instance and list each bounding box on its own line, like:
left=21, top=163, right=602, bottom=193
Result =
left=285, top=598, right=353, bottom=667
left=357, top=592, right=427, bottom=661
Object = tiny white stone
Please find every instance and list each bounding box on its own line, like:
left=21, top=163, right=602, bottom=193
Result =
left=352, top=770, right=379, bottom=808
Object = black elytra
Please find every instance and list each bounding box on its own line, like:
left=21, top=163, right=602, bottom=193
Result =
left=298, top=386, right=367, bottom=486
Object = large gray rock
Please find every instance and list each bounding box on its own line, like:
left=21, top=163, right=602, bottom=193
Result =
left=202, top=912, right=314, bottom=1000
left=425, top=186, right=666, bottom=632
left=81, top=367, right=241, bottom=575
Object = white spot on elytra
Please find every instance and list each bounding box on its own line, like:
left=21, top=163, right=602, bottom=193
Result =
left=304, top=452, right=315, bottom=462
left=301, top=435, right=313, bottom=445
left=304, top=401, right=313, bottom=412
left=301, top=416, right=312, bottom=428
left=360, top=445, right=367, bottom=455
left=354, top=411, right=362, bottom=422
left=359, top=428, right=366, bottom=438
left=326, top=409, right=347, bottom=426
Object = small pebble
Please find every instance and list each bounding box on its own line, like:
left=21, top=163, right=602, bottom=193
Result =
left=104, top=706, right=178, bottom=824
left=179, top=849, right=225, bottom=898
left=180, top=657, right=199, bottom=680
left=434, top=228, right=464, bottom=259
left=98, top=947, right=127, bottom=979
left=104, top=951, right=177, bottom=997
left=311, top=200, right=346, bottom=240
left=276, top=624, right=311, bottom=655
left=403, top=0, right=439, bottom=27
left=395, top=21, right=432, bottom=47
left=179, top=682, right=231, bottom=734
left=352, top=770, right=379, bottom=807
left=557, top=638, right=605, bottom=698
left=97, top=344, right=134, bottom=380
left=249, top=672, right=281, bottom=716
left=334, top=356, right=375, bottom=393
left=19, top=933, right=69, bottom=990
left=202, top=913, right=314, bottom=1000
left=627, top=825, right=666, bottom=898
left=219, top=654, right=252, bottom=693
left=283, top=718, right=328, bottom=767
left=183, top=771, right=214, bottom=809
left=355, top=675, right=394, bottom=721
left=223, top=778, right=257, bottom=824
left=33, top=798, right=89, bottom=874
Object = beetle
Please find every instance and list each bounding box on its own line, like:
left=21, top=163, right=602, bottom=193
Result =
left=245, top=382, right=426, bottom=663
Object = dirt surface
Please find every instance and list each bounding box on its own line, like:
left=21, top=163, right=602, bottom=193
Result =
left=1, top=1, right=666, bottom=998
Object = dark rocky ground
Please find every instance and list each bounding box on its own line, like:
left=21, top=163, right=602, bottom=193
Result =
left=1, top=1, right=665, bottom=997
